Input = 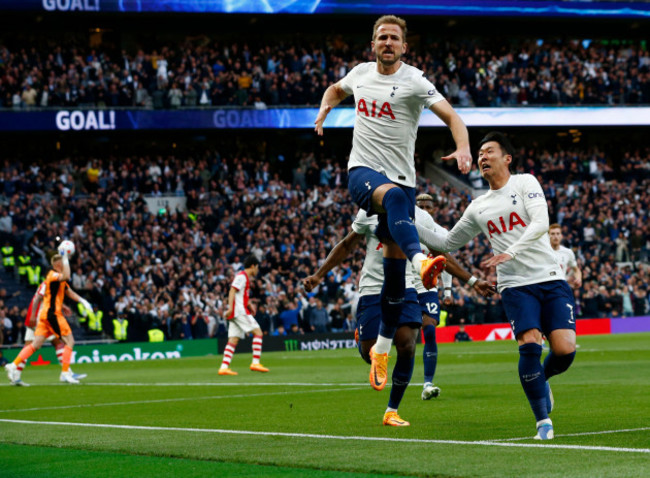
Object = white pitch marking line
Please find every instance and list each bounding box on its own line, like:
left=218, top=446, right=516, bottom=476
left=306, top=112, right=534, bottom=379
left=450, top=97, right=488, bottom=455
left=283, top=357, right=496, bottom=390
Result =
left=0, top=382, right=369, bottom=388
left=1, top=419, right=648, bottom=454
left=491, top=427, right=650, bottom=442
left=0, top=386, right=365, bottom=414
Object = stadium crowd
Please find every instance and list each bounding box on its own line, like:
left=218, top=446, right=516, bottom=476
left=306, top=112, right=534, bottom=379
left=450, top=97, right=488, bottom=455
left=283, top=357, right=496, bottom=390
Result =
left=0, top=141, right=649, bottom=345
left=1, top=34, right=649, bottom=110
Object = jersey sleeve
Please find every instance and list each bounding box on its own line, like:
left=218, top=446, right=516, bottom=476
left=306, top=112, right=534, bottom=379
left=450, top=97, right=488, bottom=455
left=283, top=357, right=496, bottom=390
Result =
left=37, top=282, right=46, bottom=297
left=231, top=274, right=246, bottom=291
left=338, top=63, right=363, bottom=95
left=351, top=209, right=374, bottom=235
left=504, top=175, right=550, bottom=258
left=413, top=72, right=445, bottom=109
left=438, top=203, right=483, bottom=252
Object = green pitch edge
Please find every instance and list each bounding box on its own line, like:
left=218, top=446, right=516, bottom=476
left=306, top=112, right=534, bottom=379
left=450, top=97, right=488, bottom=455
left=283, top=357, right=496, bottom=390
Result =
left=0, top=443, right=420, bottom=478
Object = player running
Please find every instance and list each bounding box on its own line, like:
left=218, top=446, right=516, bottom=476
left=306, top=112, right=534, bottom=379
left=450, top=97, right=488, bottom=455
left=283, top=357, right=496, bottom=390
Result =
left=303, top=207, right=493, bottom=426
left=315, top=15, right=472, bottom=392
left=413, top=193, right=495, bottom=399
left=415, top=132, right=577, bottom=440
left=549, top=223, right=582, bottom=289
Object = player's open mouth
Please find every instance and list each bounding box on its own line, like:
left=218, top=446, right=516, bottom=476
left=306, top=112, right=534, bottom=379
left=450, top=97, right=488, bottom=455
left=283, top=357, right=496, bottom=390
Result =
left=481, top=164, right=491, bottom=172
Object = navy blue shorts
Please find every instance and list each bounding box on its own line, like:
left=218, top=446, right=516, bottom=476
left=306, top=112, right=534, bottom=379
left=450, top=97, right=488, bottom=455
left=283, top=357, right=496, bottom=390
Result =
left=418, top=290, right=440, bottom=320
left=501, top=280, right=576, bottom=338
left=356, top=289, right=421, bottom=343
left=348, top=166, right=416, bottom=242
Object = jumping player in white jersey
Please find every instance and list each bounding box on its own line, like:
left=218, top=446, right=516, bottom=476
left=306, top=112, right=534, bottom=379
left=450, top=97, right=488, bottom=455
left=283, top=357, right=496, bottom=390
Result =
left=314, top=15, right=472, bottom=392
left=218, top=255, right=269, bottom=375
left=303, top=207, right=493, bottom=426
left=549, top=223, right=582, bottom=289
left=415, top=132, right=577, bottom=440
left=9, top=282, right=88, bottom=386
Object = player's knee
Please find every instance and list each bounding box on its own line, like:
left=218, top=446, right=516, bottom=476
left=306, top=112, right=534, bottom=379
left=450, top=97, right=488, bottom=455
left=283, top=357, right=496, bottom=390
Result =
left=422, top=315, right=438, bottom=328
left=381, top=186, right=409, bottom=212
left=516, top=328, right=543, bottom=345
left=395, top=342, right=416, bottom=359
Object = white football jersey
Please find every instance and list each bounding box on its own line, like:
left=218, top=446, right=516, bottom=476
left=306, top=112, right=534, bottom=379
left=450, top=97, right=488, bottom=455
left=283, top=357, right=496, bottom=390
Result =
left=412, top=206, right=451, bottom=295
left=351, top=209, right=418, bottom=296
left=339, top=62, right=445, bottom=188
left=552, top=245, right=577, bottom=274
left=442, top=174, right=564, bottom=292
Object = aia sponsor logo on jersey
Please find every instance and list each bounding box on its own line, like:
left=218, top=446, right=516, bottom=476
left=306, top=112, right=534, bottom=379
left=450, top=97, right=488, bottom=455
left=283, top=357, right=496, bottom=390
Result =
left=357, top=99, right=395, bottom=120
left=486, top=212, right=527, bottom=238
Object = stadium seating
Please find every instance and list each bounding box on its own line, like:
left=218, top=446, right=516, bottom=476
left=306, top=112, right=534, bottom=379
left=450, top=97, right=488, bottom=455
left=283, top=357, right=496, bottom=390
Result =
left=1, top=35, right=649, bottom=109
left=0, top=140, right=647, bottom=345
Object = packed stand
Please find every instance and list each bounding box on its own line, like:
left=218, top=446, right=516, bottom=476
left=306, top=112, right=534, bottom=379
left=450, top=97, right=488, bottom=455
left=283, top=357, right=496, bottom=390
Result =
left=1, top=144, right=649, bottom=346
left=1, top=35, right=649, bottom=110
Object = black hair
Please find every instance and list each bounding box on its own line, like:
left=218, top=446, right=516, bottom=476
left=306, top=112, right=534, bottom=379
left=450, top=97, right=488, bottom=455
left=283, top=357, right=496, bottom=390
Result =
left=478, top=131, right=515, bottom=157
left=244, top=255, right=260, bottom=269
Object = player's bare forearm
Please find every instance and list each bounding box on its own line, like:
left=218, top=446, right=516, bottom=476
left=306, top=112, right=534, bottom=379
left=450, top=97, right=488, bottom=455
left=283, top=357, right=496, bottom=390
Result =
left=442, top=253, right=471, bottom=283
left=61, top=256, right=71, bottom=281
left=314, top=84, right=348, bottom=136
left=303, top=231, right=361, bottom=292
left=66, top=288, right=81, bottom=302
left=320, top=231, right=361, bottom=278
left=431, top=100, right=472, bottom=174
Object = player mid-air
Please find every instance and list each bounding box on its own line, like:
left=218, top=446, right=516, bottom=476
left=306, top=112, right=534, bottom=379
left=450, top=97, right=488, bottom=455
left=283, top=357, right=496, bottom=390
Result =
left=314, top=15, right=473, bottom=394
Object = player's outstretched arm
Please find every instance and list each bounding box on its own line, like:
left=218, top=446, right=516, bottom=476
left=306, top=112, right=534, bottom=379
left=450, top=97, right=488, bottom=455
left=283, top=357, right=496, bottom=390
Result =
left=66, top=288, right=92, bottom=312
left=303, top=230, right=363, bottom=292
left=442, top=254, right=496, bottom=298
left=314, top=83, right=349, bottom=136
left=429, top=100, right=472, bottom=174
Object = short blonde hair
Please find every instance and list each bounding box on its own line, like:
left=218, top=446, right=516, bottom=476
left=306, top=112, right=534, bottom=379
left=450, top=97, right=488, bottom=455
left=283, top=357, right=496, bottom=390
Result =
left=51, top=254, right=62, bottom=265
left=373, top=15, right=407, bottom=41
left=549, top=223, right=561, bottom=231
left=416, top=193, right=434, bottom=203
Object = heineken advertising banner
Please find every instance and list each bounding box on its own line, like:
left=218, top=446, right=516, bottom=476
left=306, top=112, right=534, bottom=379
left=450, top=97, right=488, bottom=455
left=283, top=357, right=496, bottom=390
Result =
left=2, top=339, right=219, bottom=365
left=2, top=333, right=357, bottom=366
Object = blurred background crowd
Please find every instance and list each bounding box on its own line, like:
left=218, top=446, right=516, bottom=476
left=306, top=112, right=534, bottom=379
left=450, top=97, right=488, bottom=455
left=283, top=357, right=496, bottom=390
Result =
left=1, top=136, right=648, bottom=345
left=2, top=33, right=649, bottom=110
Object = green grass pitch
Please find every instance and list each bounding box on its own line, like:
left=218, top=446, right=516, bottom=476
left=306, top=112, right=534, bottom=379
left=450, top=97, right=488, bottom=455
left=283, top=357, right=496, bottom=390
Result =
left=1, top=333, right=648, bottom=477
